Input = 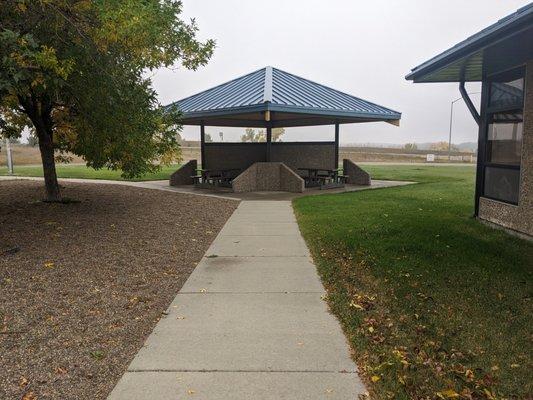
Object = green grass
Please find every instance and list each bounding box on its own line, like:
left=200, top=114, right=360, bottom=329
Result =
left=293, top=165, right=532, bottom=399
left=0, top=163, right=180, bottom=181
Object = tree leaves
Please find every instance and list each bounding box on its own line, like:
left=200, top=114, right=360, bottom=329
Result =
left=0, top=0, right=213, bottom=189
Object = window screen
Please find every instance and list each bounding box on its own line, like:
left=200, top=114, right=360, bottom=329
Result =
left=489, top=78, right=524, bottom=109
left=486, top=112, right=523, bottom=165
left=484, top=167, right=520, bottom=204
left=482, top=67, right=525, bottom=205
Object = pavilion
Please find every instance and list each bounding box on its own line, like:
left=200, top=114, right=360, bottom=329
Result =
left=167, top=66, right=401, bottom=192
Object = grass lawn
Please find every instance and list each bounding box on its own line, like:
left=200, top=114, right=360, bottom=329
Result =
left=0, top=163, right=180, bottom=181
left=293, top=165, right=532, bottom=400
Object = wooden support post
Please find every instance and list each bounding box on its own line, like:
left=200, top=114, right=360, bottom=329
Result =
left=266, top=125, right=272, bottom=162
left=334, top=123, right=339, bottom=169
left=200, top=123, right=206, bottom=169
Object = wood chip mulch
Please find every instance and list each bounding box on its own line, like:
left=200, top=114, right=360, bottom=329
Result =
left=0, top=180, right=238, bottom=400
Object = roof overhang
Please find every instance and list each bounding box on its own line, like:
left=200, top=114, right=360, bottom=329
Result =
left=176, top=103, right=401, bottom=128
left=406, top=4, right=533, bottom=83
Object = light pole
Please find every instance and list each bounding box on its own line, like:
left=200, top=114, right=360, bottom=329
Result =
left=448, top=92, right=480, bottom=160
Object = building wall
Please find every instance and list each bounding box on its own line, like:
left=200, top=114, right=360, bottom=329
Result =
left=203, top=142, right=335, bottom=172
left=478, top=59, right=533, bottom=237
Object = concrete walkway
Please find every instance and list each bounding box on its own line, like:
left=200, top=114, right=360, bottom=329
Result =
left=0, top=175, right=414, bottom=202
left=107, top=200, right=366, bottom=399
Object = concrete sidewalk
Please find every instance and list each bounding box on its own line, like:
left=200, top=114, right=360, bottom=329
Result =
left=0, top=175, right=415, bottom=202
left=108, top=201, right=366, bottom=399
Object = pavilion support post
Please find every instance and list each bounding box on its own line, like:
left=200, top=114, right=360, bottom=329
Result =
left=200, top=123, right=206, bottom=169
left=334, top=123, right=340, bottom=169
left=266, top=125, right=272, bottom=161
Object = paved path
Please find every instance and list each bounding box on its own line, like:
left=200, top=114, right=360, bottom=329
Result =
left=107, top=200, right=366, bottom=399
left=0, top=175, right=414, bottom=201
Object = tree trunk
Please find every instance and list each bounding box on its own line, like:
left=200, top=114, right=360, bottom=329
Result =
left=18, top=94, right=62, bottom=202
left=36, top=126, right=62, bottom=202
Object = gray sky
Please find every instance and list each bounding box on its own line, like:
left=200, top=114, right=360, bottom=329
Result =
left=154, top=0, right=530, bottom=145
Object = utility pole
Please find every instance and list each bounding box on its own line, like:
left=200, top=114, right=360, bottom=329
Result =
left=5, top=137, right=14, bottom=174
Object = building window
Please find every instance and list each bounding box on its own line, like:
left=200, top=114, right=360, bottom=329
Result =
left=483, top=67, right=525, bottom=205
left=487, top=111, right=523, bottom=165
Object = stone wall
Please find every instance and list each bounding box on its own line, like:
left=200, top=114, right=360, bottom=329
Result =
left=478, top=59, right=533, bottom=237
left=271, top=143, right=336, bottom=171
left=169, top=159, right=197, bottom=186
left=343, top=159, right=371, bottom=185
left=232, top=162, right=304, bottom=193
left=203, top=142, right=335, bottom=172
left=204, top=143, right=265, bottom=170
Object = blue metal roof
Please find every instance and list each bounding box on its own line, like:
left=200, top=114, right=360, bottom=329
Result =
left=406, top=3, right=533, bottom=82
left=168, top=67, right=401, bottom=127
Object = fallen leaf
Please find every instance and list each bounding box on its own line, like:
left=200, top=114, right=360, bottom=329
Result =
left=19, top=376, right=29, bottom=388
left=465, top=369, right=474, bottom=382
left=90, top=350, right=105, bottom=360
left=55, top=366, right=68, bottom=375
left=187, top=389, right=195, bottom=395
left=371, top=375, right=380, bottom=382
left=22, top=392, right=36, bottom=400
left=483, top=389, right=496, bottom=400
left=44, top=262, right=54, bottom=268
left=437, top=389, right=459, bottom=398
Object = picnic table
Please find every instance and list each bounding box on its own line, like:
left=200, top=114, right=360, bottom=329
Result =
left=297, top=167, right=347, bottom=189
left=191, top=168, right=242, bottom=188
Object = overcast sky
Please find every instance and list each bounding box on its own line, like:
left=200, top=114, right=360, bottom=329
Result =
left=153, top=0, right=530, bottom=144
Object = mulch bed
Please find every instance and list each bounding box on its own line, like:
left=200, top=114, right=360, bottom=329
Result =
left=0, top=180, right=238, bottom=400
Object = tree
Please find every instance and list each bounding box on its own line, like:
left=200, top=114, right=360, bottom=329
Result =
left=241, top=128, right=285, bottom=142
left=205, top=133, right=213, bottom=143
left=404, top=142, right=417, bottom=151
left=0, top=1, right=214, bottom=201
left=430, top=141, right=459, bottom=152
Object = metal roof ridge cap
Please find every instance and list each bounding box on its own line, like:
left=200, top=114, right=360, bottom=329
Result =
left=263, top=66, right=273, bottom=103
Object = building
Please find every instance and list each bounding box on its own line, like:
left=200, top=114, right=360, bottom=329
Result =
left=406, top=4, right=533, bottom=238
left=167, top=66, right=400, bottom=192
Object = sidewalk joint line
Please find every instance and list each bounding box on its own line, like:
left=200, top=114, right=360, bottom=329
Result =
left=177, top=291, right=325, bottom=294
left=127, top=369, right=358, bottom=374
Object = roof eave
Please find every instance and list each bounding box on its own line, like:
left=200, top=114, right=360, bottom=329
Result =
left=179, top=103, right=401, bottom=126
left=266, top=104, right=401, bottom=121
left=406, top=6, right=533, bottom=82
left=179, top=104, right=269, bottom=121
